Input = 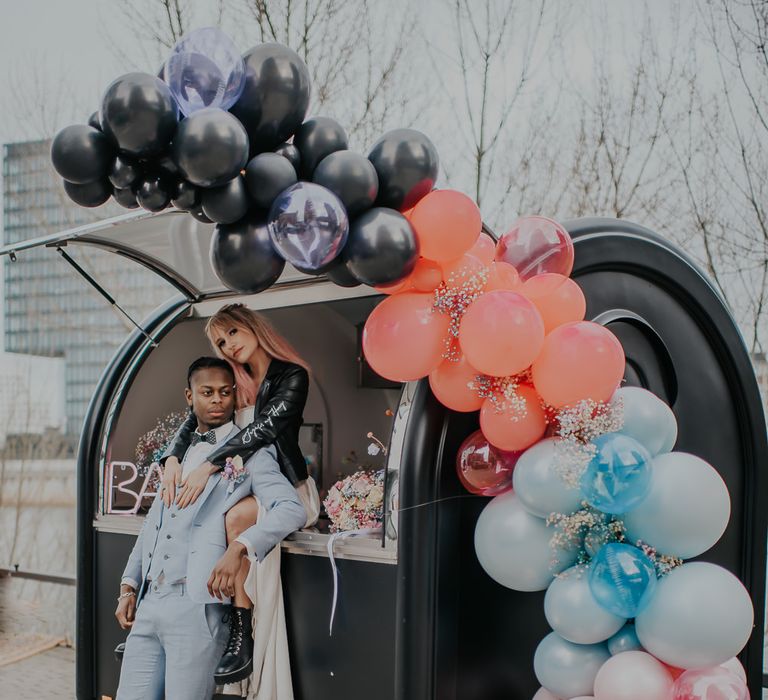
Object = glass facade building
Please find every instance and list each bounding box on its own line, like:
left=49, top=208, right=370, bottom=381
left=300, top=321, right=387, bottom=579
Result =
left=2, top=140, right=174, bottom=447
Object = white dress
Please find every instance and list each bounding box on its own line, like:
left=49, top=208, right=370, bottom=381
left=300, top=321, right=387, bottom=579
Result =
left=222, top=406, right=320, bottom=700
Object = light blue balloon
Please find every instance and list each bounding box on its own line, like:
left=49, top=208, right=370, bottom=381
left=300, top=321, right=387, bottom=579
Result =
left=580, top=433, right=652, bottom=514
left=533, top=632, right=610, bottom=699
left=474, top=491, right=577, bottom=592
left=635, top=562, right=754, bottom=669
left=607, top=623, right=643, bottom=655
left=589, top=543, right=657, bottom=618
left=612, top=386, right=677, bottom=456
left=512, top=438, right=583, bottom=518
left=544, top=566, right=626, bottom=644
left=622, top=452, right=730, bottom=559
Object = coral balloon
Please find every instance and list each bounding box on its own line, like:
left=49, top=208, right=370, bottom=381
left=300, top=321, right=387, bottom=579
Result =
left=496, top=215, right=574, bottom=281
left=429, top=355, right=483, bottom=412
left=441, top=253, right=485, bottom=288
left=456, top=430, right=519, bottom=496
left=480, top=384, right=547, bottom=452
left=410, top=189, right=482, bottom=262
left=521, top=273, right=586, bottom=333
left=469, top=232, right=496, bottom=264
left=411, top=258, right=443, bottom=292
left=672, top=667, right=749, bottom=700
left=362, top=292, right=450, bottom=382
left=532, top=322, right=625, bottom=408
left=460, top=291, right=545, bottom=376
left=485, top=261, right=520, bottom=291
left=375, top=276, right=413, bottom=295
left=593, top=651, right=674, bottom=700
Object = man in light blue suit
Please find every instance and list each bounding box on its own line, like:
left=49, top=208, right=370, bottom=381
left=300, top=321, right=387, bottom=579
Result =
left=114, top=357, right=306, bottom=700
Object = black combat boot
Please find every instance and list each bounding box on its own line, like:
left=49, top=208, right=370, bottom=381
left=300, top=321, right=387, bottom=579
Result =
left=214, top=606, right=254, bottom=684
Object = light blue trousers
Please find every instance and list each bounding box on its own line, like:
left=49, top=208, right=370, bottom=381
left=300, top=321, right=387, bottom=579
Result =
left=116, top=581, right=228, bottom=700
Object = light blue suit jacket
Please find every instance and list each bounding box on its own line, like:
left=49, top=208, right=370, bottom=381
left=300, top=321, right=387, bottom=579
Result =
left=121, top=438, right=306, bottom=605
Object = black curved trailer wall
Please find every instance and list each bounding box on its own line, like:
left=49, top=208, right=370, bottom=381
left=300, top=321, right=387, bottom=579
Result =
left=393, top=218, right=768, bottom=699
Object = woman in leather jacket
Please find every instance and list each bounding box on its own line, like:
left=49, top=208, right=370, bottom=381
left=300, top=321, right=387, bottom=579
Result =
left=160, top=303, right=319, bottom=687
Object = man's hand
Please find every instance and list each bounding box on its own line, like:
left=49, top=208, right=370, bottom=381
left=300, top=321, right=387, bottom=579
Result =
left=115, top=585, right=137, bottom=630
left=207, top=541, right=247, bottom=600
left=161, top=457, right=182, bottom=508
left=176, top=461, right=217, bottom=509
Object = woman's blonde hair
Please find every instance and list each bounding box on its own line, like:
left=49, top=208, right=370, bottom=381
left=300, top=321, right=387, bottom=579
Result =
left=205, top=303, right=309, bottom=408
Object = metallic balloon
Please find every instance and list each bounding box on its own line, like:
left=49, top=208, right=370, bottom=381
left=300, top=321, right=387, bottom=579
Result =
left=201, top=175, right=250, bottom=224
left=268, top=182, right=349, bottom=271
left=589, top=543, right=657, bottom=618
left=367, top=128, right=439, bottom=211
left=163, top=27, right=245, bottom=116
left=190, top=207, right=214, bottom=224
left=293, top=117, right=348, bottom=179
left=343, top=207, right=419, bottom=286
left=274, top=142, right=301, bottom=172
left=313, top=150, right=379, bottom=218
left=135, top=173, right=172, bottom=212
left=63, top=179, right=111, bottom=208
left=533, top=632, right=610, bottom=700
left=211, top=211, right=286, bottom=293
left=171, top=180, right=200, bottom=211
left=108, top=155, right=141, bottom=189
left=101, top=73, right=179, bottom=157
left=51, top=125, right=115, bottom=184
left=245, top=153, right=297, bottom=209
left=230, top=43, right=311, bottom=154
left=171, top=108, right=249, bottom=187
left=112, top=186, right=139, bottom=209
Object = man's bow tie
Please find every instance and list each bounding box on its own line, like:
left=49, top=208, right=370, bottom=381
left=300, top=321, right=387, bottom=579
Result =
left=190, top=429, right=217, bottom=446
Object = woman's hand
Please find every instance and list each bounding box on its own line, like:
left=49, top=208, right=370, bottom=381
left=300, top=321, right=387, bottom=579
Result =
left=161, top=457, right=182, bottom=508
left=176, top=461, right=217, bottom=509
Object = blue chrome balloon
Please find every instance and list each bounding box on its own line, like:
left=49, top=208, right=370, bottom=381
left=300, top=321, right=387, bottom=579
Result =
left=580, top=433, right=652, bottom=514
left=164, top=27, right=245, bottom=116
left=589, top=543, right=657, bottom=618
left=268, top=182, right=349, bottom=272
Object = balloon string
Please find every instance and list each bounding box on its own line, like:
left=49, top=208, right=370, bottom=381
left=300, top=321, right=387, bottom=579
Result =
left=385, top=493, right=487, bottom=516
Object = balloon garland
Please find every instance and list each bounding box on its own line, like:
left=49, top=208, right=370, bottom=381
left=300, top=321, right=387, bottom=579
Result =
left=52, top=25, right=754, bottom=700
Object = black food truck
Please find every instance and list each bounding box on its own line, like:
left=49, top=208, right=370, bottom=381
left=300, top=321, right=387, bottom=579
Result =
left=2, top=211, right=766, bottom=699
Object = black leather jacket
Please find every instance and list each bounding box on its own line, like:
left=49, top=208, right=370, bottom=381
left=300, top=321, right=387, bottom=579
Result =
left=162, top=359, right=310, bottom=485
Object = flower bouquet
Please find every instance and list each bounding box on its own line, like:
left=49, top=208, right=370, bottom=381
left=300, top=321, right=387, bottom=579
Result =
left=323, top=469, right=385, bottom=532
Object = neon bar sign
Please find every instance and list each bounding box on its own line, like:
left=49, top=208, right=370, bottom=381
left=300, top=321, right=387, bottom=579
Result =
left=105, top=461, right=162, bottom=515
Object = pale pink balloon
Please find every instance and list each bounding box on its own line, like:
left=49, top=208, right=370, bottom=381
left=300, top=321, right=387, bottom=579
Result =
left=459, top=291, right=545, bottom=377
left=479, top=384, right=547, bottom=452
left=495, top=215, right=574, bottom=281
left=594, top=651, right=674, bottom=700
left=429, top=354, right=484, bottom=412
left=469, top=232, right=496, bottom=264
left=455, top=429, right=519, bottom=496
left=532, top=321, right=625, bottom=408
left=672, top=667, right=749, bottom=700
left=520, top=273, right=587, bottom=334
left=719, top=658, right=747, bottom=684
left=363, top=292, right=450, bottom=382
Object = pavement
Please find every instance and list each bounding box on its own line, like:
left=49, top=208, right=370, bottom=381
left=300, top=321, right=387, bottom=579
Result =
left=0, top=644, right=75, bottom=699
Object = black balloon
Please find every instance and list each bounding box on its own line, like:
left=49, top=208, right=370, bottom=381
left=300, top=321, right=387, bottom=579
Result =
left=108, top=155, right=141, bottom=189
left=171, top=180, right=200, bottom=211
left=274, top=142, right=301, bottom=172
left=324, top=256, right=361, bottom=288
left=245, top=153, right=297, bottom=209
left=101, top=73, right=179, bottom=158
left=313, top=150, right=378, bottom=218
left=343, top=207, right=419, bottom=286
left=367, top=128, right=439, bottom=211
left=157, top=153, right=181, bottom=178
left=51, top=125, right=115, bottom=184
left=135, top=173, right=172, bottom=212
left=63, top=179, right=111, bottom=208
left=190, top=207, right=214, bottom=224
left=171, top=108, right=248, bottom=187
left=230, top=43, right=310, bottom=154
left=88, top=111, right=102, bottom=130
left=211, top=211, right=286, bottom=293
left=202, top=175, right=250, bottom=224
left=112, top=186, right=139, bottom=209
left=294, top=117, right=348, bottom=179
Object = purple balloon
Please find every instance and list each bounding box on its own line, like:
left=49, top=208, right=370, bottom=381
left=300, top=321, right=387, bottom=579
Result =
left=164, top=27, right=245, bottom=116
left=267, top=182, right=349, bottom=271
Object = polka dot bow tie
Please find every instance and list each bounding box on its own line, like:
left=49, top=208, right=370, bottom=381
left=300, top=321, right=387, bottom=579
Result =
left=190, top=429, right=217, bottom=446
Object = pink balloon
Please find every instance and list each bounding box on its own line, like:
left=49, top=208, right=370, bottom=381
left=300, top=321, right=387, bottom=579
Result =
left=362, top=292, right=450, bottom=381
left=672, top=667, right=749, bottom=700
left=456, top=429, right=519, bottom=496
left=469, top=232, right=496, bottom=264
left=719, top=658, right=747, bottom=684
left=429, top=354, right=484, bottom=412
left=459, top=291, right=545, bottom=377
left=479, top=384, right=547, bottom=452
left=495, top=215, right=574, bottom=281
left=520, top=273, right=587, bottom=334
left=532, top=689, right=562, bottom=700
left=485, top=261, right=521, bottom=292
left=594, top=651, right=674, bottom=700
left=441, top=253, right=485, bottom=288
